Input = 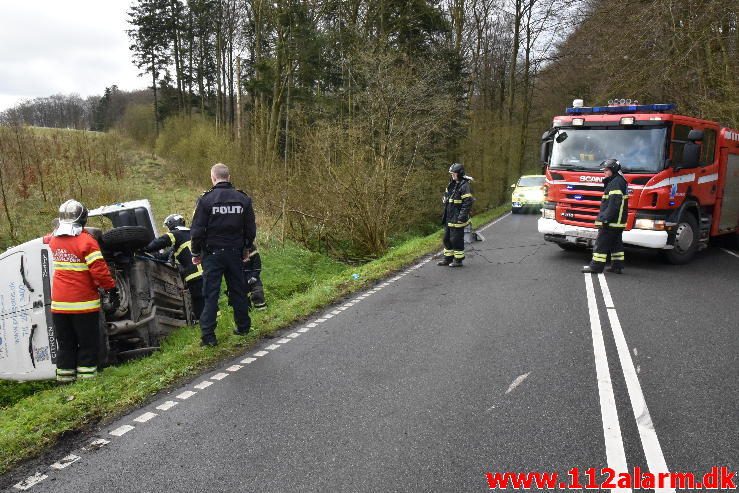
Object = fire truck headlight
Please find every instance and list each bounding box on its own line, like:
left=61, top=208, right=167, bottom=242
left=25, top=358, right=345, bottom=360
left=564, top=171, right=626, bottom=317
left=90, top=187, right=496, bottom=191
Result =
left=635, top=218, right=666, bottom=230
left=543, top=208, right=555, bottom=220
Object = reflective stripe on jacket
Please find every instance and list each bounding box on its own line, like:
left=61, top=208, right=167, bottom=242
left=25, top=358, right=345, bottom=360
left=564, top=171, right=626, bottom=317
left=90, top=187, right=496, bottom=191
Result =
left=442, top=179, right=474, bottom=227
left=49, top=231, right=114, bottom=313
left=144, top=227, right=203, bottom=283
left=595, top=173, right=628, bottom=228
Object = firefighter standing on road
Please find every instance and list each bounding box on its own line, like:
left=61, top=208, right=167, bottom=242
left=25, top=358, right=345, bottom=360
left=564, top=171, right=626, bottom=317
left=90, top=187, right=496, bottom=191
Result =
left=438, top=163, right=474, bottom=267
left=191, top=163, right=256, bottom=346
left=582, top=159, right=628, bottom=274
left=49, top=200, right=119, bottom=382
left=142, top=214, right=205, bottom=322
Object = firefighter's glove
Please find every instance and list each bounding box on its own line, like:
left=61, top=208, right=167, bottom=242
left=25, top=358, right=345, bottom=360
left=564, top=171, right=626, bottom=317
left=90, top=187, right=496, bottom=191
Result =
left=457, top=214, right=469, bottom=223
left=105, top=287, right=120, bottom=312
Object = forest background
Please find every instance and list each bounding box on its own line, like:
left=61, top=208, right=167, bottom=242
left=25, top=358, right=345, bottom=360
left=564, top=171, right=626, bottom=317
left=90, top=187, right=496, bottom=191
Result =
left=1, top=0, right=736, bottom=257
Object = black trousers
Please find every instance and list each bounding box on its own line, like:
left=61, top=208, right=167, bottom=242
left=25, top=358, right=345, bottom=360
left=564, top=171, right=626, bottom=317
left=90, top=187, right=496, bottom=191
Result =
left=442, top=226, right=465, bottom=260
left=52, top=311, right=100, bottom=374
left=589, top=227, right=625, bottom=271
left=200, top=249, right=251, bottom=341
left=187, top=277, right=205, bottom=322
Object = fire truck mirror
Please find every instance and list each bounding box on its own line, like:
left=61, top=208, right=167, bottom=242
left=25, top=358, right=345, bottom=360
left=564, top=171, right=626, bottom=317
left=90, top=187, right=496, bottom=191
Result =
left=540, top=141, right=551, bottom=164
left=555, top=132, right=568, bottom=144
left=681, top=142, right=701, bottom=169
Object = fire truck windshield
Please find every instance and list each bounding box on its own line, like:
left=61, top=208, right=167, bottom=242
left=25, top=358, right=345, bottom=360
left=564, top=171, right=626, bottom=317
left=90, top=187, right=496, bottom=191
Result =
left=550, top=127, right=667, bottom=173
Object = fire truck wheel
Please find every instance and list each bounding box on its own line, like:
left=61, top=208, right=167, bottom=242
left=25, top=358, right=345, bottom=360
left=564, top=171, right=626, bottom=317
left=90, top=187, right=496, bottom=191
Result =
left=662, top=213, right=699, bottom=264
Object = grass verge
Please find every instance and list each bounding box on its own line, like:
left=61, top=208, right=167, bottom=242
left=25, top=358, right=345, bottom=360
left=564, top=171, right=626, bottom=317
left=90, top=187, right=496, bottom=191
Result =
left=0, top=205, right=508, bottom=475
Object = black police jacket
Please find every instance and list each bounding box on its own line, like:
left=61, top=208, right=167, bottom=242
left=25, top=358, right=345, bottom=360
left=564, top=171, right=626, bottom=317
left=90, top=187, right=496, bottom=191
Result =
left=596, top=173, right=628, bottom=228
left=143, top=227, right=203, bottom=282
left=190, top=182, right=256, bottom=256
left=442, top=179, right=474, bottom=227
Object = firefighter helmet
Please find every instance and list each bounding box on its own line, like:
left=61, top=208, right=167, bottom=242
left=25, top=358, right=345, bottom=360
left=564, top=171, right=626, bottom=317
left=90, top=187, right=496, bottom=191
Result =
left=163, top=214, right=186, bottom=231
left=448, top=162, right=465, bottom=177
left=601, top=158, right=621, bottom=173
left=55, top=199, right=88, bottom=236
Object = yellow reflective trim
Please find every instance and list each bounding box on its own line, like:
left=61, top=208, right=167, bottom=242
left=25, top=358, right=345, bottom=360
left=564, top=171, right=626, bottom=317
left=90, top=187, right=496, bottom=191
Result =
left=85, top=251, right=104, bottom=265
left=185, top=264, right=203, bottom=282
left=175, top=240, right=191, bottom=257
left=166, top=232, right=176, bottom=245
left=56, top=368, right=76, bottom=376
left=51, top=299, right=101, bottom=311
left=460, top=193, right=473, bottom=199
left=53, top=261, right=88, bottom=271
left=608, top=190, right=624, bottom=195
left=450, top=199, right=463, bottom=204
left=447, top=221, right=470, bottom=228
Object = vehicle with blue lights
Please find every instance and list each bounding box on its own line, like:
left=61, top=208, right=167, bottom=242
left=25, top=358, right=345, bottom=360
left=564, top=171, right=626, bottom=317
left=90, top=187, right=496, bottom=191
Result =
left=511, top=175, right=546, bottom=213
left=538, top=100, right=739, bottom=263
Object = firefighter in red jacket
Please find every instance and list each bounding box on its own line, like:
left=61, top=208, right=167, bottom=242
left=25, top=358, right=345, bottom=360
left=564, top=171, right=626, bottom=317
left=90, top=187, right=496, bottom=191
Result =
left=49, top=200, right=118, bottom=382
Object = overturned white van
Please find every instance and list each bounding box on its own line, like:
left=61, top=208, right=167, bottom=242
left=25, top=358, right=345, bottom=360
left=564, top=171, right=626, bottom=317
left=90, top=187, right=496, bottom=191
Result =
left=0, top=200, right=194, bottom=381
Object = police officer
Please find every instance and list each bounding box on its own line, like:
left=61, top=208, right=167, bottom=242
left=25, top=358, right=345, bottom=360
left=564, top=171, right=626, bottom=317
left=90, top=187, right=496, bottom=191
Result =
left=438, top=162, right=474, bottom=267
left=191, top=163, right=256, bottom=346
left=142, top=214, right=204, bottom=322
left=582, top=159, right=628, bottom=274
left=49, top=200, right=119, bottom=382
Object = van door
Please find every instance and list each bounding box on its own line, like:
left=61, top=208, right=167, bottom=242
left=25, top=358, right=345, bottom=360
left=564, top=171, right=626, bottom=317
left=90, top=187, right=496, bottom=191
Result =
left=0, top=240, right=57, bottom=381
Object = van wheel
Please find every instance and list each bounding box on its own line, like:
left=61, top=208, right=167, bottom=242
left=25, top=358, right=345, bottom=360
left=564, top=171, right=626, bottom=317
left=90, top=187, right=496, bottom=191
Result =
left=102, top=226, right=152, bottom=251
left=661, top=214, right=699, bottom=264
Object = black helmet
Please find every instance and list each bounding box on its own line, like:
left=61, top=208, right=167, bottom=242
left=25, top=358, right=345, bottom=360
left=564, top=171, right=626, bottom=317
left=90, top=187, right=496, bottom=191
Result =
left=601, top=158, right=621, bottom=173
left=448, top=162, right=465, bottom=177
left=163, top=214, right=185, bottom=231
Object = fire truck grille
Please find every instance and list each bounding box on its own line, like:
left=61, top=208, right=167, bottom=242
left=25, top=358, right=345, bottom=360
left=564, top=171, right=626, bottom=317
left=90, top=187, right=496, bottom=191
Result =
left=559, top=190, right=602, bottom=227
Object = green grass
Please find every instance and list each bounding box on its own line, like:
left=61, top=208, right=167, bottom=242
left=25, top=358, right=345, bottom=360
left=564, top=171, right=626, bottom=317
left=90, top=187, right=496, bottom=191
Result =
left=0, top=204, right=507, bottom=475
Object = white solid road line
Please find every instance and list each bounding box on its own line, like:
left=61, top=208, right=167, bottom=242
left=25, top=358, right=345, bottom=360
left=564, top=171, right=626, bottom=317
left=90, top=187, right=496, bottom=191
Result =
left=584, top=274, right=631, bottom=493
left=721, top=248, right=739, bottom=259
left=598, top=274, right=675, bottom=493
left=478, top=212, right=511, bottom=233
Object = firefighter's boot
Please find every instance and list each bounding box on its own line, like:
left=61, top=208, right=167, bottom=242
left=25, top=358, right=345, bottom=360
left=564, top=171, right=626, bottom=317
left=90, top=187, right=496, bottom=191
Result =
left=581, top=264, right=603, bottom=274
left=449, top=259, right=464, bottom=268
left=437, top=256, right=453, bottom=266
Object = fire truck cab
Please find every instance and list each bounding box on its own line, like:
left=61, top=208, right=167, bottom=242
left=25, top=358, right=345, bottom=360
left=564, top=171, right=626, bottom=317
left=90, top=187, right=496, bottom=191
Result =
left=538, top=100, right=739, bottom=263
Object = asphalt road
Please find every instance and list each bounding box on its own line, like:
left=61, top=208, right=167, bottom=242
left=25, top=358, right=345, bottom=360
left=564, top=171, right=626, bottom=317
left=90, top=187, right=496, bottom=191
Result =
left=3, top=213, right=737, bottom=492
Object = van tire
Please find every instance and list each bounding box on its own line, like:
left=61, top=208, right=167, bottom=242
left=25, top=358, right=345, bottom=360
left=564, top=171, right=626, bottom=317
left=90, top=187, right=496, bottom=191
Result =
left=102, top=226, right=152, bottom=251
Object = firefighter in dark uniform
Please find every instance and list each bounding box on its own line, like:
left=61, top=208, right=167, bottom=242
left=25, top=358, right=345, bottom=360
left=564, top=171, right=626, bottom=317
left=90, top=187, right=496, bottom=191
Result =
left=142, top=214, right=205, bottom=322
left=582, top=159, right=628, bottom=274
left=191, top=163, right=256, bottom=346
left=243, top=247, right=267, bottom=309
left=438, top=162, right=475, bottom=267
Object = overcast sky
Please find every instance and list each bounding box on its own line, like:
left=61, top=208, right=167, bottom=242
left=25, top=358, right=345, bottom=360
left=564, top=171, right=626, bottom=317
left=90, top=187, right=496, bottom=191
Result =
left=0, top=0, right=146, bottom=111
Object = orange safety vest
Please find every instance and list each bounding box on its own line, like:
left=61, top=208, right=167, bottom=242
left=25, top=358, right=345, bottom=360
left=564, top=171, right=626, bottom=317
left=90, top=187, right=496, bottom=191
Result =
left=49, top=231, right=115, bottom=313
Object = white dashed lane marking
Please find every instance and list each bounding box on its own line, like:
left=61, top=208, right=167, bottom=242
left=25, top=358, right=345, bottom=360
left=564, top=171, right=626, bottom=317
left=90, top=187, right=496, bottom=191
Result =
left=211, top=372, right=229, bottom=380
left=83, top=438, right=110, bottom=451
left=110, top=425, right=135, bottom=437
left=13, top=472, right=48, bottom=490
left=298, top=327, right=310, bottom=333
left=226, top=365, right=243, bottom=372
left=265, top=344, right=280, bottom=351
left=133, top=412, right=158, bottom=423
left=156, top=400, right=178, bottom=411
left=288, top=333, right=300, bottom=338
left=277, top=338, right=291, bottom=344
left=176, top=390, right=197, bottom=400
left=194, top=380, right=214, bottom=389
left=253, top=350, right=269, bottom=357
left=50, top=454, right=81, bottom=470
left=241, top=357, right=257, bottom=364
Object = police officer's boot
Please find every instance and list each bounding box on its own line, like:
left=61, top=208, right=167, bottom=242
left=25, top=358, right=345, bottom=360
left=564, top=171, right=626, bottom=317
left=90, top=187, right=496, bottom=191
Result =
left=581, top=265, right=600, bottom=273
left=437, top=256, right=453, bottom=266
left=449, top=259, right=464, bottom=268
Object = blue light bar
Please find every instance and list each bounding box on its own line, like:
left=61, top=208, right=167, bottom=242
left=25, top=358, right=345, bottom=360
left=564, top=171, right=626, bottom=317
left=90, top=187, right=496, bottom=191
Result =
left=566, top=103, right=676, bottom=115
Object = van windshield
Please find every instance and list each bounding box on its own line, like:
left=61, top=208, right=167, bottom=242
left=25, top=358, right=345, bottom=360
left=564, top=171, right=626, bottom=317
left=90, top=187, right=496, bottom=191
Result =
left=550, top=127, right=667, bottom=173
left=517, top=176, right=545, bottom=187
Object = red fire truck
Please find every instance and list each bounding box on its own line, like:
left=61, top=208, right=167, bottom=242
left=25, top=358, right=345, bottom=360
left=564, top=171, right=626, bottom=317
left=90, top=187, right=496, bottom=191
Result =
left=538, top=100, right=739, bottom=263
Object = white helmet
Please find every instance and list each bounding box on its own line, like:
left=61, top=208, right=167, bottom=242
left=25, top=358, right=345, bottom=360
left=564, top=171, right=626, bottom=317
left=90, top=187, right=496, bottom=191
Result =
left=54, top=199, right=88, bottom=236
